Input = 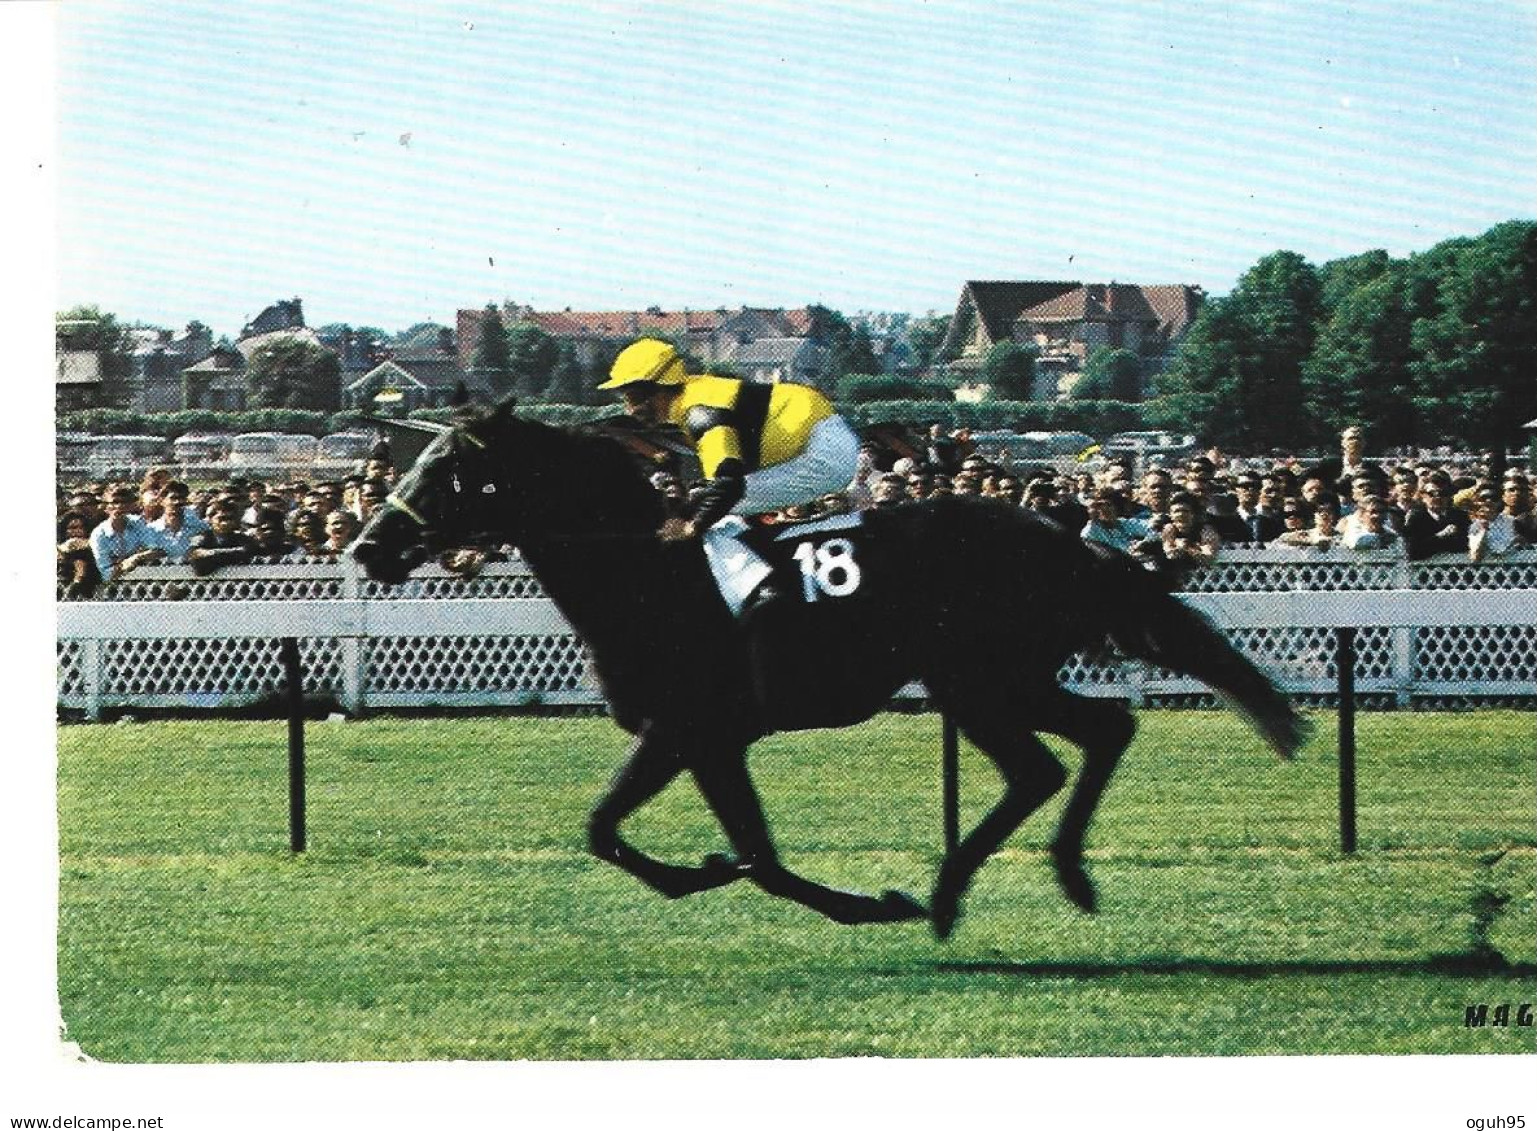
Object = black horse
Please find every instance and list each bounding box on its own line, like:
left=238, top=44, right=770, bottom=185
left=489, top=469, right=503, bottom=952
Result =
left=352, top=402, right=1305, bottom=938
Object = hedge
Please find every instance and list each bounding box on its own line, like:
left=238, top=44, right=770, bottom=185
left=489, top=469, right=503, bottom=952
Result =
left=407, top=404, right=616, bottom=428
left=59, top=409, right=348, bottom=437
left=61, top=399, right=1150, bottom=442
left=842, top=399, right=1148, bottom=436
left=835, top=375, right=955, bottom=403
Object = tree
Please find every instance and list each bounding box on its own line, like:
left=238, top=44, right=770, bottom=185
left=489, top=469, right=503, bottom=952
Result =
left=840, top=324, right=881, bottom=378
left=1303, top=268, right=1419, bottom=447
left=980, top=340, right=1038, bottom=400
left=56, top=304, right=135, bottom=408
left=582, top=340, right=627, bottom=406
left=1158, top=250, right=1322, bottom=449
left=906, top=315, right=951, bottom=374
left=504, top=322, right=561, bottom=400
left=395, top=322, right=451, bottom=352
left=1408, top=221, right=1537, bottom=451
left=246, top=337, right=342, bottom=411
left=808, top=305, right=879, bottom=387
left=471, top=304, right=512, bottom=394
left=542, top=341, right=589, bottom=405
left=1317, top=249, right=1394, bottom=314
left=1073, top=347, right=1142, bottom=401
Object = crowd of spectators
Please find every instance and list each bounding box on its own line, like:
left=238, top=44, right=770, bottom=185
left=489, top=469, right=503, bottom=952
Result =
left=736, top=422, right=1536, bottom=583
left=56, top=446, right=395, bottom=598
left=58, top=426, right=1536, bottom=598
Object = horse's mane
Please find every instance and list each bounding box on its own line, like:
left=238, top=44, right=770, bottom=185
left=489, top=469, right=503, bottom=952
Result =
left=462, top=406, right=665, bottom=535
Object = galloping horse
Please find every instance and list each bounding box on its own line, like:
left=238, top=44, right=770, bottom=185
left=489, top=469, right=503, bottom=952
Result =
left=352, top=402, right=1305, bottom=938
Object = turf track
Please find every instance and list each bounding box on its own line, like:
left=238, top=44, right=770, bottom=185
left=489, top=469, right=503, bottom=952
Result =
left=57, top=711, right=1535, bottom=1060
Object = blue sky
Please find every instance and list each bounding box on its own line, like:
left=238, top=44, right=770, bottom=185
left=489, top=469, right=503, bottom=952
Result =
left=52, top=0, right=1537, bottom=337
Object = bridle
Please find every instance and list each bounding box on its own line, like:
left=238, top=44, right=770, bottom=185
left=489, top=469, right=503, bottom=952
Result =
left=381, top=428, right=491, bottom=543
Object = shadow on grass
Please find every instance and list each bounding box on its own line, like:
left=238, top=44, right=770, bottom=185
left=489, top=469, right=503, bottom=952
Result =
left=934, top=951, right=1537, bottom=980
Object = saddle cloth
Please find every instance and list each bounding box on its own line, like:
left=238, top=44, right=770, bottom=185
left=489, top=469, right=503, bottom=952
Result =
left=702, top=512, right=867, bottom=616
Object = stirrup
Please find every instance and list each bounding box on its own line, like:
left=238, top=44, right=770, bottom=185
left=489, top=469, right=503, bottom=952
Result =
left=739, top=582, right=781, bottom=620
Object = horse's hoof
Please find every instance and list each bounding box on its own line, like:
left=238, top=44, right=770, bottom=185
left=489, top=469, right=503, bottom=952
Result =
left=879, top=889, right=928, bottom=922
left=1053, top=853, right=1098, bottom=913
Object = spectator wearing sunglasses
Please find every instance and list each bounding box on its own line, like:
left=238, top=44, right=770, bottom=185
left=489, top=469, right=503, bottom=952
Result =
left=1404, top=474, right=1470, bottom=560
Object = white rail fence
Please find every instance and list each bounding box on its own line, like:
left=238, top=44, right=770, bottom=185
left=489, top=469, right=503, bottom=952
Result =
left=56, top=551, right=1537, bottom=719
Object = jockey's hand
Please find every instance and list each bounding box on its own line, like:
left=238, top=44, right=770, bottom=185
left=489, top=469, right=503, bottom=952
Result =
left=657, top=518, right=698, bottom=542
left=441, top=548, right=487, bottom=578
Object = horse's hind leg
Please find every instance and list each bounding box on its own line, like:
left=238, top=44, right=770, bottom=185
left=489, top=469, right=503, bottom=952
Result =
left=689, top=753, right=927, bottom=925
left=587, top=723, right=745, bottom=899
left=928, top=681, right=1070, bottom=940
left=1034, top=689, right=1136, bottom=913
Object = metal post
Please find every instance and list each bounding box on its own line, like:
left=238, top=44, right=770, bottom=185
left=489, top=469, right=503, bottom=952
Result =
left=1335, top=627, right=1357, bottom=855
left=942, top=714, right=960, bottom=854
left=280, top=636, right=306, bottom=853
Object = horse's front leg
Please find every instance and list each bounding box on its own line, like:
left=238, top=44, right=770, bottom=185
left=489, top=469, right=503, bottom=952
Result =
left=690, top=750, right=927, bottom=925
left=587, top=725, right=746, bottom=899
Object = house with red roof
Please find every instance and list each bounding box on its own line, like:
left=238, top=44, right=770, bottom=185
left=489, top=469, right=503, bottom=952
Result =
left=938, top=280, right=1204, bottom=399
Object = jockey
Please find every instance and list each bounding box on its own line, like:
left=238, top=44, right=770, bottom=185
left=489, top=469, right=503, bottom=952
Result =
left=599, top=337, right=861, bottom=613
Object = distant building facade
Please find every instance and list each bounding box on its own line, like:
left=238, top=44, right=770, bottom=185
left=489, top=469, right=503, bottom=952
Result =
left=455, top=303, right=823, bottom=387
left=938, top=280, right=1204, bottom=399
left=346, top=351, right=489, bottom=413
left=126, top=323, right=215, bottom=412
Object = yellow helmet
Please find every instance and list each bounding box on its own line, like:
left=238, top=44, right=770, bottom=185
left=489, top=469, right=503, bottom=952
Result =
left=598, top=338, right=686, bottom=390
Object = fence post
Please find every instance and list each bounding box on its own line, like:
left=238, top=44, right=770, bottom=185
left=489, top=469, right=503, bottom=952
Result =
left=280, top=636, right=306, bottom=853
left=1335, top=627, right=1357, bottom=855
left=82, top=638, right=102, bottom=722
left=1393, top=558, right=1414, bottom=707
left=1126, top=657, right=1147, bottom=708
left=339, top=556, right=365, bottom=714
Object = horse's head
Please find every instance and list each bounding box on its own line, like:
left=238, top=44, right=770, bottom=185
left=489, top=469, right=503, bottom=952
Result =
left=351, top=402, right=524, bottom=584
left=350, top=400, right=664, bottom=584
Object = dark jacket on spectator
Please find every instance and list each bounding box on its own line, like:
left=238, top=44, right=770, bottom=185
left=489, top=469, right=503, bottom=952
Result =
left=1404, top=504, right=1471, bottom=561
left=1206, top=509, right=1253, bottom=545
left=187, top=529, right=257, bottom=576
left=1237, top=510, right=1285, bottom=544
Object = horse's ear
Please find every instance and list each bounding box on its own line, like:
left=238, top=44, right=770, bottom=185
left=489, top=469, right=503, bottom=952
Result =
left=449, top=381, right=472, bottom=408
left=493, top=395, right=518, bottom=423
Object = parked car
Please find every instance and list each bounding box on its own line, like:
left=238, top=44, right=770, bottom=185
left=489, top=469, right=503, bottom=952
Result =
left=1101, top=430, right=1199, bottom=470
left=314, top=430, right=377, bottom=473
left=57, top=432, right=98, bottom=475
left=172, top=432, right=234, bottom=466
left=228, top=432, right=319, bottom=472
left=84, top=434, right=173, bottom=478
left=969, top=430, right=1097, bottom=471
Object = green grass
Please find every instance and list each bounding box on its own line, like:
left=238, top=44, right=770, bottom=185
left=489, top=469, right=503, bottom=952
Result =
left=57, top=711, right=1536, bottom=1061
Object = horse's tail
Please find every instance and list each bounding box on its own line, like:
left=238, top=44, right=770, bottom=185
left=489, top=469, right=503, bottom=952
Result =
left=1097, top=551, right=1308, bottom=760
